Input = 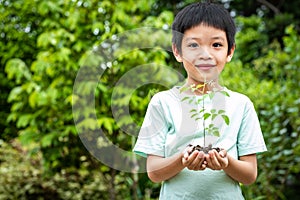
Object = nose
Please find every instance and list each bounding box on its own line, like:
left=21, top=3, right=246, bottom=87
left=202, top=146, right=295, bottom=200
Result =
left=198, top=47, right=211, bottom=60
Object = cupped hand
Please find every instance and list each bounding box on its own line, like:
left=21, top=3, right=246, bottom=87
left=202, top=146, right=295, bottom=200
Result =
left=182, top=146, right=207, bottom=171
left=205, top=149, right=228, bottom=170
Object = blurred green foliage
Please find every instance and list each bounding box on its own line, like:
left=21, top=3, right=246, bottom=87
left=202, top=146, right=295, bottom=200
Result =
left=1, top=0, right=300, bottom=199
left=0, top=139, right=138, bottom=200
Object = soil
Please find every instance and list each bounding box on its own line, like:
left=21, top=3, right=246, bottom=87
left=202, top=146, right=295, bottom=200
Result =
left=188, top=143, right=220, bottom=154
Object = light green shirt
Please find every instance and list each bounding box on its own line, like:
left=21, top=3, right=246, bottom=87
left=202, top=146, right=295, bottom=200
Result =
left=133, top=86, right=267, bottom=200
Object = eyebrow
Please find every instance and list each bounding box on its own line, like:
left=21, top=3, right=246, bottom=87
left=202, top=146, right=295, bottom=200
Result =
left=184, top=36, right=226, bottom=42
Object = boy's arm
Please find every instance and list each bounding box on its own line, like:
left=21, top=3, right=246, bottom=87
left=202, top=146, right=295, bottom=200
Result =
left=147, top=148, right=207, bottom=183
left=206, top=150, right=257, bottom=185
left=223, top=154, right=257, bottom=185
left=147, top=153, right=184, bottom=183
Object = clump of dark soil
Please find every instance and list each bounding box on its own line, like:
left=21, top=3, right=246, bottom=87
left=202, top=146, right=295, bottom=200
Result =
left=188, top=144, right=220, bottom=154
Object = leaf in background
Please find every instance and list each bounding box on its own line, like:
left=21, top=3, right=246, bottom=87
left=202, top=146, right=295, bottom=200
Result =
left=41, top=132, right=57, bottom=147
left=5, top=58, right=31, bottom=84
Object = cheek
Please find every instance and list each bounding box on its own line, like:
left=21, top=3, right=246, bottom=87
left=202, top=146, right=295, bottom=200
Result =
left=215, top=52, right=229, bottom=63
left=182, top=50, right=197, bottom=63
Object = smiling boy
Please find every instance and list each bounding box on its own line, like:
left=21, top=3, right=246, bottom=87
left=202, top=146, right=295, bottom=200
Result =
left=133, top=2, right=267, bottom=199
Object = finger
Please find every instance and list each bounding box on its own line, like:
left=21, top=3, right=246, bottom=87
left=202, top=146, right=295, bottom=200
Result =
left=219, top=149, right=227, bottom=158
left=204, top=153, right=211, bottom=167
left=198, top=152, right=207, bottom=170
left=191, top=152, right=207, bottom=170
left=187, top=146, right=194, bottom=154
left=208, top=150, right=221, bottom=170
left=217, top=150, right=229, bottom=168
left=182, top=150, right=195, bottom=166
left=183, top=151, right=189, bottom=160
left=186, top=150, right=199, bottom=164
left=182, top=146, right=194, bottom=163
left=188, top=151, right=201, bottom=169
left=210, top=150, right=229, bottom=169
left=188, top=151, right=206, bottom=170
left=182, top=154, right=189, bottom=166
left=195, top=151, right=205, bottom=165
left=199, top=163, right=207, bottom=170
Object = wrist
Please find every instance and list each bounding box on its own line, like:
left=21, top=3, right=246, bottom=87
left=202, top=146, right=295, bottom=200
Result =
left=223, top=154, right=232, bottom=170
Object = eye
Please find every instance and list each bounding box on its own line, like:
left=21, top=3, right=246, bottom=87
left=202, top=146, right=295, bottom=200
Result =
left=212, top=43, right=223, bottom=48
left=187, top=43, right=199, bottom=48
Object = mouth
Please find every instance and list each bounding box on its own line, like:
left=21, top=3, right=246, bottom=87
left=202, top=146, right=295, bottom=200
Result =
left=195, top=64, right=215, bottom=70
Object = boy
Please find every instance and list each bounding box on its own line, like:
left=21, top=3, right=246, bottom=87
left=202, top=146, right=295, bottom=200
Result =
left=133, top=2, right=267, bottom=199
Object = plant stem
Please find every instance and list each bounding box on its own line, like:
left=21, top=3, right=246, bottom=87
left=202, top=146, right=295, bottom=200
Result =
left=202, top=83, right=206, bottom=147
left=203, top=94, right=205, bottom=147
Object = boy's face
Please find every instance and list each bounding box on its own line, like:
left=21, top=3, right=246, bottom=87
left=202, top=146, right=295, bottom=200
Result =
left=173, top=24, right=234, bottom=85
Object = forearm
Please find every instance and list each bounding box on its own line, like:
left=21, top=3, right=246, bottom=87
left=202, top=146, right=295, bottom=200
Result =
left=223, top=154, right=257, bottom=185
left=147, top=153, right=185, bottom=183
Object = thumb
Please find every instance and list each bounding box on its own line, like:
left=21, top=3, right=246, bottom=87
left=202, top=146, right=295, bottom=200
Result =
left=219, top=149, right=227, bottom=158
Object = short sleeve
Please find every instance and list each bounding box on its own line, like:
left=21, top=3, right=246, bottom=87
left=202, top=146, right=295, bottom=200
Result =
left=133, top=94, right=169, bottom=158
left=237, top=100, right=267, bottom=156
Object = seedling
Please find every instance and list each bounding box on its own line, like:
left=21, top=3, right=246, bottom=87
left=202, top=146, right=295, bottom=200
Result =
left=180, top=81, right=230, bottom=153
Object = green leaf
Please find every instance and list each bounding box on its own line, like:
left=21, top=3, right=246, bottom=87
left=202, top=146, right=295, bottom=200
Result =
left=218, top=110, right=226, bottom=114
left=37, top=32, right=52, bottom=47
left=191, top=113, right=199, bottom=118
left=220, top=91, right=230, bottom=97
left=203, top=113, right=211, bottom=120
left=5, top=58, right=31, bottom=83
left=77, top=118, right=98, bottom=130
left=213, top=130, right=220, bottom=137
left=211, top=114, right=218, bottom=120
left=98, top=117, right=115, bottom=134
left=190, top=109, right=197, bottom=113
left=222, top=115, right=230, bottom=125
left=208, top=92, right=215, bottom=99
left=16, top=114, right=32, bottom=128
left=181, top=96, right=190, bottom=102
left=41, top=133, right=57, bottom=147
left=197, top=98, right=204, bottom=104
left=29, top=91, right=38, bottom=108
left=198, top=108, right=205, bottom=113
left=19, top=128, right=38, bottom=145
left=8, top=86, right=22, bottom=102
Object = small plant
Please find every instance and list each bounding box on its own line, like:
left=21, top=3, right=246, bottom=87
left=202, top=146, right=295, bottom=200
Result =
left=180, top=81, right=230, bottom=153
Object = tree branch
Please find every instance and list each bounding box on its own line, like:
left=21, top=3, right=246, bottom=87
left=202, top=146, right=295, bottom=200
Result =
left=257, top=0, right=281, bottom=14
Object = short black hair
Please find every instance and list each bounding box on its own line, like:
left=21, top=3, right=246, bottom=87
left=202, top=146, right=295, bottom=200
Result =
left=172, top=2, right=236, bottom=55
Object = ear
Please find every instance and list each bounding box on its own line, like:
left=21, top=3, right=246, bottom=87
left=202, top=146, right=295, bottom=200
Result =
left=226, top=45, right=235, bottom=62
left=172, top=43, right=183, bottom=62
